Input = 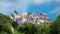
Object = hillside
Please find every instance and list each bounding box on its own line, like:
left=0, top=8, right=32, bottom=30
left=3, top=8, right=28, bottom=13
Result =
left=0, top=13, right=14, bottom=34
left=0, top=13, right=60, bottom=34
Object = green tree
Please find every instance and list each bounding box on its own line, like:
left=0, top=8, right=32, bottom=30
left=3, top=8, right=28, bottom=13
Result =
left=12, top=21, right=18, bottom=29
left=18, top=22, right=38, bottom=34
left=37, top=22, right=49, bottom=34
left=0, top=31, right=9, bottom=34
left=0, top=13, right=13, bottom=34
left=49, top=14, right=60, bottom=34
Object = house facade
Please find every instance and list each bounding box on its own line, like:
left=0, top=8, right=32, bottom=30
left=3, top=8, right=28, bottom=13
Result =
left=10, top=11, right=51, bottom=25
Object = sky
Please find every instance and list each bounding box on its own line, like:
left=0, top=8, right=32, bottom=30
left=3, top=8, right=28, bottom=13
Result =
left=0, top=0, right=60, bottom=21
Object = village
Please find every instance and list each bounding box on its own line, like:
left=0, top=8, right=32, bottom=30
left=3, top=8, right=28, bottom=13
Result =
left=10, top=11, right=51, bottom=25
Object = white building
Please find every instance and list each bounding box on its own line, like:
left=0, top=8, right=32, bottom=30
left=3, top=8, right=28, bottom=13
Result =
left=10, top=11, right=51, bottom=25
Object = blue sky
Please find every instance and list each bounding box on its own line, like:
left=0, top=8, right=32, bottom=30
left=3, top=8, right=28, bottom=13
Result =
left=0, top=0, right=60, bottom=21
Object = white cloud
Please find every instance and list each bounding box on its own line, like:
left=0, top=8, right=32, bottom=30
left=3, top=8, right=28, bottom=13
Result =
left=0, top=0, right=60, bottom=15
left=50, top=6, right=60, bottom=14
left=33, top=0, right=52, bottom=5
left=14, top=0, right=31, bottom=13
left=0, top=0, right=30, bottom=15
left=0, top=0, right=14, bottom=15
left=56, top=0, right=60, bottom=1
left=0, top=2, right=13, bottom=7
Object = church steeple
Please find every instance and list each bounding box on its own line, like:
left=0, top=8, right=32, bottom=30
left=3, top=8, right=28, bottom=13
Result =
left=14, top=10, right=18, bottom=14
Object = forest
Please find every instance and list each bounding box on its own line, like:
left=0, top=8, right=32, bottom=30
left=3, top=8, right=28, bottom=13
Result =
left=0, top=13, right=60, bottom=34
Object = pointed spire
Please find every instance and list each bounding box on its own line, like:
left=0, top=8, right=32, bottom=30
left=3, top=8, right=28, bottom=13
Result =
left=14, top=9, right=18, bottom=14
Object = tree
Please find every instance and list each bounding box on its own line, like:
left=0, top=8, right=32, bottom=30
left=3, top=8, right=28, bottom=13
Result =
left=0, top=31, right=9, bottom=34
left=37, top=22, right=49, bottom=34
left=0, top=13, right=13, bottom=34
left=54, top=14, right=60, bottom=23
left=18, top=22, right=38, bottom=34
left=49, top=14, right=60, bottom=34
left=12, top=21, right=18, bottom=28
